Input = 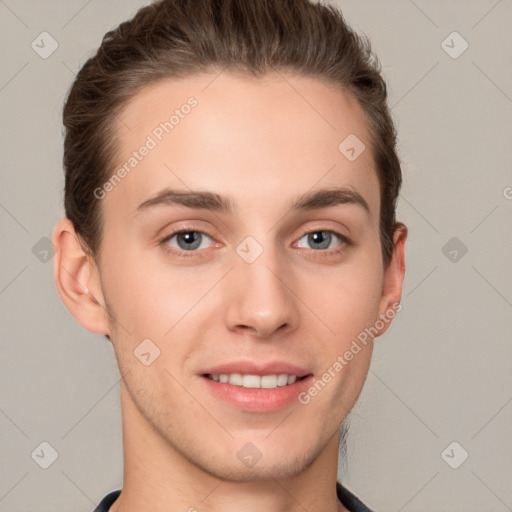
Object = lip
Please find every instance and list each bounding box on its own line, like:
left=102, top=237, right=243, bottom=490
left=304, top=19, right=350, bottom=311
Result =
left=201, top=374, right=314, bottom=413
left=200, top=360, right=310, bottom=377
left=199, top=360, right=313, bottom=413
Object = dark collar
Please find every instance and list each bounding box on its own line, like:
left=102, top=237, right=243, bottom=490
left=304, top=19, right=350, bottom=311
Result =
left=94, top=484, right=374, bottom=512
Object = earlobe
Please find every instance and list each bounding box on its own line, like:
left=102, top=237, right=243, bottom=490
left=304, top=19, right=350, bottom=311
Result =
left=375, top=223, right=408, bottom=336
left=52, top=218, right=110, bottom=336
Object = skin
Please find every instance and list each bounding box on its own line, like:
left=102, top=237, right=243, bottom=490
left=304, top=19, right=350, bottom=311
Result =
left=53, top=71, right=407, bottom=512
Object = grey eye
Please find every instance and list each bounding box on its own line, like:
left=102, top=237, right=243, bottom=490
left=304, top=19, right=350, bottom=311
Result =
left=297, top=231, right=341, bottom=251
left=166, top=231, right=212, bottom=251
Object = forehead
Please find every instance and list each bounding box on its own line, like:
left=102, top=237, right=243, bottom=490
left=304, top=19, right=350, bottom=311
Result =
left=105, top=71, right=380, bottom=222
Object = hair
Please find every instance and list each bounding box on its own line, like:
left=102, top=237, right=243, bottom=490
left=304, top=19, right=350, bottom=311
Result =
left=63, top=0, right=402, bottom=266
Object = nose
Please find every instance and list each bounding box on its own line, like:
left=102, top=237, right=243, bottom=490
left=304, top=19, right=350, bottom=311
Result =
left=224, top=242, right=300, bottom=339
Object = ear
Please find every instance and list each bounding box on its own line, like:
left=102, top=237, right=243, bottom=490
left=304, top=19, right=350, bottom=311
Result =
left=52, top=218, right=110, bottom=336
left=375, top=223, right=407, bottom=337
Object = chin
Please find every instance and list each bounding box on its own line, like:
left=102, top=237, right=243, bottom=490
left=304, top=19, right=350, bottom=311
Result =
left=190, top=442, right=320, bottom=483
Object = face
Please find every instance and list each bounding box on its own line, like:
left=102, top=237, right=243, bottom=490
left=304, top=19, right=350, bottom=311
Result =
left=91, top=71, right=401, bottom=481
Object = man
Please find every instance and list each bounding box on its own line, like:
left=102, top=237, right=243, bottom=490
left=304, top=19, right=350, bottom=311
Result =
left=53, top=0, right=407, bottom=510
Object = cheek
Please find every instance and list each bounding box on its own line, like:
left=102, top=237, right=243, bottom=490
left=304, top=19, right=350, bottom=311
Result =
left=99, top=243, right=166, bottom=334
left=315, top=254, right=383, bottom=343
left=310, top=266, right=380, bottom=411
left=101, top=244, right=218, bottom=338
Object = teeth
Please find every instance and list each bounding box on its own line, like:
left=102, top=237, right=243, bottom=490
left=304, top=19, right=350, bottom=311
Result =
left=242, top=374, right=261, bottom=388
left=208, top=373, right=302, bottom=389
left=229, top=373, right=243, bottom=386
left=277, top=374, right=288, bottom=386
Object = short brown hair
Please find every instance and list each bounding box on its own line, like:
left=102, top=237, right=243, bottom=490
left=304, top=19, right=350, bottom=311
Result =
left=63, top=0, right=402, bottom=266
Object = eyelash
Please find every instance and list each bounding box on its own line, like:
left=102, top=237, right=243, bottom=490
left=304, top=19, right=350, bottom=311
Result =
left=159, top=227, right=352, bottom=259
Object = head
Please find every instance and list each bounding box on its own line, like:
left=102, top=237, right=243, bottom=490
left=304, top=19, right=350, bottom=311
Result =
left=54, top=0, right=406, bottom=483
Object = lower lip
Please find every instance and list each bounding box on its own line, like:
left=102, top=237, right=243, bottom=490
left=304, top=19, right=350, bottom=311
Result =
left=200, top=375, right=314, bottom=413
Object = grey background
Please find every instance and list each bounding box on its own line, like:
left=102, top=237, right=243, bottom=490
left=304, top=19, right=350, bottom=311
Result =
left=1, top=0, right=511, bottom=511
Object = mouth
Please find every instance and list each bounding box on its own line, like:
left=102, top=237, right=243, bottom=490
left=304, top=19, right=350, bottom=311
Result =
left=203, top=373, right=309, bottom=389
left=199, top=363, right=314, bottom=412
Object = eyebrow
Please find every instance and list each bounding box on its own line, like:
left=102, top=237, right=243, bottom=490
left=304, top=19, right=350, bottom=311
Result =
left=134, top=186, right=370, bottom=216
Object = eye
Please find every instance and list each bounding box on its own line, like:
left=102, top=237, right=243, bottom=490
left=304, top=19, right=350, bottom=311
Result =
left=162, top=230, right=214, bottom=254
left=159, top=227, right=350, bottom=259
left=296, top=230, right=349, bottom=252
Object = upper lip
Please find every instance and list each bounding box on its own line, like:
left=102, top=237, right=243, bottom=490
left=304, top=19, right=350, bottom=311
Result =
left=201, top=361, right=311, bottom=377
